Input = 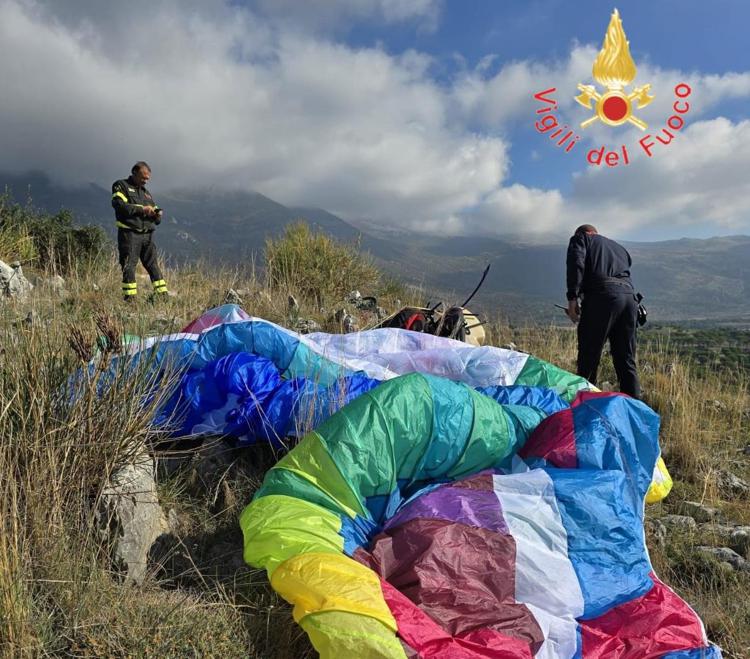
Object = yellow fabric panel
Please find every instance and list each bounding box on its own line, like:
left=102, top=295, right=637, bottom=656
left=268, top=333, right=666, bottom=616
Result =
left=112, top=191, right=128, bottom=203
left=646, top=456, right=673, bottom=504
left=240, top=495, right=343, bottom=577
left=271, top=552, right=397, bottom=632
left=301, top=611, right=407, bottom=659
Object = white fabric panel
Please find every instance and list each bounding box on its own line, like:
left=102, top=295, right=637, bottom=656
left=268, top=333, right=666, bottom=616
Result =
left=492, top=470, right=584, bottom=659
left=304, top=327, right=529, bottom=387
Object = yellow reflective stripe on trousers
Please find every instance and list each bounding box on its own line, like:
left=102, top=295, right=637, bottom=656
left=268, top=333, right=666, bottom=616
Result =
left=112, top=191, right=129, bottom=203
left=152, top=279, right=168, bottom=292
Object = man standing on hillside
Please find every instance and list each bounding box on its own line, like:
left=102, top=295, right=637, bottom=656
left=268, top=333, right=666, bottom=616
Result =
left=111, top=162, right=168, bottom=301
left=565, top=224, right=640, bottom=399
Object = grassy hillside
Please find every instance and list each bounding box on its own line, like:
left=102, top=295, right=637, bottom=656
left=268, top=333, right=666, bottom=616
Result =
left=1, top=209, right=749, bottom=658
left=4, top=171, right=750, bottom=323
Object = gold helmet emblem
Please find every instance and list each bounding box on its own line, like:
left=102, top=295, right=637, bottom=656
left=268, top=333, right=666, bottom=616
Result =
left=575, top=9, right=654, bottom=130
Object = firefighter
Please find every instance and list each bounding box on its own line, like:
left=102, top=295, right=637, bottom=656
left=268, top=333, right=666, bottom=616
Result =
left=111, top=161, right=168, bottom=301
left=565, top=224, right=641, bottom=399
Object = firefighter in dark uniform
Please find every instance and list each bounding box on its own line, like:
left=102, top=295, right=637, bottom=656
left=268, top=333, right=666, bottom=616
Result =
left=111, top=161, right=168, bottom=301
left=565, top=224, right=641, bottom=399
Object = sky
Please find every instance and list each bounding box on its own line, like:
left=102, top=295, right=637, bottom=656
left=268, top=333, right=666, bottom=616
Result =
left=1, top=0, right=749, bottom=241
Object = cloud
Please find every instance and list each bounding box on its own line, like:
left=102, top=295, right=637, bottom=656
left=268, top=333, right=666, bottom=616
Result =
left=565, top=117, right=750, bottom=239
left=1, top=0, right=749, bottom=240
left=249, top=0, right=442, bottom=33
left=0, top=0, right=500, bottom=228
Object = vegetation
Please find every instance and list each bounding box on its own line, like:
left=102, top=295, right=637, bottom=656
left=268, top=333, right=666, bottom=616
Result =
left=1, top=211, right=748, bottom=658
left=0, top=194, right=107, bottom=275
left=264, top=221, right=381, bottom=306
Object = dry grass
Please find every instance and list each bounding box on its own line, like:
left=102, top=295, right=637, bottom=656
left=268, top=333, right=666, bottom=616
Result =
left=1, top=247, right=748, bottom=657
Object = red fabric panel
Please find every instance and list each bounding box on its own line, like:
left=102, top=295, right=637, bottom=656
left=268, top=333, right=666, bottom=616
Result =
left=369, top=518, right=543, bottom=650
left=571, top=390, right=628, bottom=407
left=447, top=471, right=495, bottom=491
left=519, top=408, right=577, bottom=468
left=580, top=575, right=707, bottom=658
left=381, top=580, right=534, bottom=659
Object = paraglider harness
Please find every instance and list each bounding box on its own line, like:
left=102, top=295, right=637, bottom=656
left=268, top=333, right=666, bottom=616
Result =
left=373, top=265, right=490, bottom=345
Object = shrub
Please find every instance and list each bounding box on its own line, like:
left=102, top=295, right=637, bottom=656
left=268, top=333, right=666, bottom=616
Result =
left=0, top=194, right=107, bottom=274
left=264, top=222, right=379, bottom=305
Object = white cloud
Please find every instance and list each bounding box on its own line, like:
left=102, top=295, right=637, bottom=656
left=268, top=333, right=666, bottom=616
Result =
left=0, top=0, right=500, bottom=228
left=565, top=117, right=750, bottom=239
left=1, top=0, right=749, bottom=240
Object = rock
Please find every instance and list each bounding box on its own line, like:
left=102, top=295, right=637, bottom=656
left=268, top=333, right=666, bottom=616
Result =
left=354, top=296, right=377, bottom=311
left=710, top=399, right=727, bottom=412
left=599, top=381, right=614, bottom=392
left=715, top=470, right=750, bottom=497
left=294, top=318, right=321, bottom=334
left=99, top=451, right=169, bottom=584
left=343, top=314, right=359, bottom=333
left=0, top=260, right=33, bottom=299
left=730, top=526, right=750, bottom=556
left=92, top=283, right=101, bottom=292
left=698, top=522, right=735, bottom=543
left=376, top=306, right=389, bottom=320
left=332, top=308, right=348, bottom=323
left=502, top=342, right=518, bottom=351
left=661, top=514, right=697, bottom=531
left=22, top=310, right=38, bottom=327
left=287, top=295, right=299, bottom=313
left=44, top=275, right=66, bottom=294
left=679, top=500, right=720, bottom=523
left=742, top=445, right=750, bottom=456
left=696, top=546, right=748, bottom=572
left=644, top=518, right=667, bottom=546
left=347, top=290, right=362, bottom=303
left=224, top=288, right=243, bottom=305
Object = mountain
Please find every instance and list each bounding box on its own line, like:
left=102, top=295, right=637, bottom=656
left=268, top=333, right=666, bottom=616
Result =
left=2, top=171, right=749, bottom=323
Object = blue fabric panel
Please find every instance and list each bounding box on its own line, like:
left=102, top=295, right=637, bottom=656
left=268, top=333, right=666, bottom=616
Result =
left=340, top=514, right=380, bottom=556
left=660, top=647, right=723, bottom=658
left=548, top=468, right=654, bottom=619
left=572, top=395, right=660, bottom=503
left=478, top=385, right=569, bottom=416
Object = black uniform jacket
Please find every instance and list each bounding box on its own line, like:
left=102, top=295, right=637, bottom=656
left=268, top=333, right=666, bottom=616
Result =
left=111, top=176, right=160, bottom=233
left=566, top=233, right=634, bottom=301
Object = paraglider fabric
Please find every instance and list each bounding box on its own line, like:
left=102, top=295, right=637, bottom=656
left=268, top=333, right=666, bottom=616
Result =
left=241, top=378, right=719, bottom=659
left=140, top=305, right=669, bottom=503
left=97, top=306, right=696, bottom=657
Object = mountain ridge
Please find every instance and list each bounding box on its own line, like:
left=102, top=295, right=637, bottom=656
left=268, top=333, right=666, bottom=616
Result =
left=2, top=171, right=749, bottom=323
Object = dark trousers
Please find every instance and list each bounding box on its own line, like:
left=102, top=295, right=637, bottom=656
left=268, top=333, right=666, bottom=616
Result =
left=117, top=229, right=163, bottom=286
left=577, top=291, right=641, bottom=399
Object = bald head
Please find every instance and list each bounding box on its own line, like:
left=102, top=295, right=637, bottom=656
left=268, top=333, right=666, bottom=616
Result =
left=574, top=224, right=598, bottom=236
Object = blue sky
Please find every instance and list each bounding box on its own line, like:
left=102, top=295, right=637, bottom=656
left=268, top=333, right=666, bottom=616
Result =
left=1, top=0, right=749, bottom=241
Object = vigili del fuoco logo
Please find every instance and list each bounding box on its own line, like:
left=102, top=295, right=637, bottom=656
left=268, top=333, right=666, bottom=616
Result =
left=533, top=9, right=692, bottom=167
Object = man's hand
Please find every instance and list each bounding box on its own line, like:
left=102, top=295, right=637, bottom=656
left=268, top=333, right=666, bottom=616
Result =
left=566, top=299, right=580, bottom=324
left=142, top=205, right=156, bottom=216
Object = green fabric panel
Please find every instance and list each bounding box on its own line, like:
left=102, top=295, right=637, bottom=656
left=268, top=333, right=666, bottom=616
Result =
left=412, top=374, right=476, bottom=480
left=514, top=355, right=591, bottom=402
left=240, top=495, right=343, bottom=577
left=447, top=388, right=516, bottom=479
left=302, top=611, right=408, bottom=659
left=254, top=469, right=349, bottom=518
left=265, top=433, right=366, bottom=518
left=314, top=373, right=435, bottom=500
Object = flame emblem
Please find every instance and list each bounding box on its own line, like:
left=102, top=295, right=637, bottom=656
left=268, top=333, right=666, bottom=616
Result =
left=575, top=9, right=654, bottom=130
